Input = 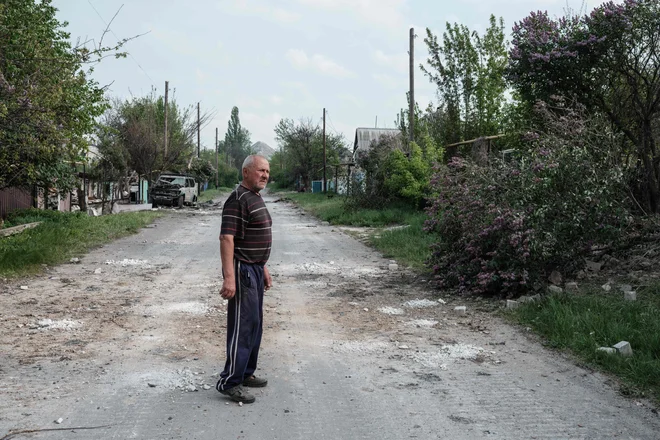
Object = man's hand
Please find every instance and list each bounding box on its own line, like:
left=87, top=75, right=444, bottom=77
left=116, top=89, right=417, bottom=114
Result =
left=220, top=276, right=236, bottom=300
left=264, top=266, right=273, bottom=291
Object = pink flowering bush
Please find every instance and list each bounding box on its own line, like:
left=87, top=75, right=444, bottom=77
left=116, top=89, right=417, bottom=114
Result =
left=425, top=99, right=632, bottom=295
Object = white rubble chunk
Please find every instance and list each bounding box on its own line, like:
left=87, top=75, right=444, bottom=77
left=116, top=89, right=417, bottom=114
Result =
left=506, top=300, right=519, bottom=310
left=404, top=299, right=437, bottom=309
left=388, top=263, right=399, bottom=271
left=597, top=347, right=616, bottom=355
left=613, top=341, right=633, bottom=357
left=624, top=291, right=637, bottom=301
left=454, top=306, right=467, bottom=315
left=378, top=307, right=404, bottom=315
left=548, top=285, right=563, bottom=294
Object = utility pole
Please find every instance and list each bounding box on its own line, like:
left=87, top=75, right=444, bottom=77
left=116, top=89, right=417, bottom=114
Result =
left=215, top=127, right=219, bottom=188
left=323, top=108, right=327, bottom=192
left=197, top=102, right=201, bottom=158
left=164, top=81, right=169, bottom=161
left=409, top=27, right=415, bottom=143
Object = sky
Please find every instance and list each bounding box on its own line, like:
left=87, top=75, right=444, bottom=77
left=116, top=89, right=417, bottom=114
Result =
left=55, top=0, right=607, bottom=153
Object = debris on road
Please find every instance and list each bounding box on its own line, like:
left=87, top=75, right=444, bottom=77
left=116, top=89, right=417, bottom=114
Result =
left=378, top=306, right=404, bottom=315
left=404, top=299, right=437, bottom=308
left=454, top=306, right=467, bottom=315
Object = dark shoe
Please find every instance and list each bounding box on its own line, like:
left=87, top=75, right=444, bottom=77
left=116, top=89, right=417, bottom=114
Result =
left=219, top=385, right=255, bottom=403
left=242, top=375, right=268, bottom=388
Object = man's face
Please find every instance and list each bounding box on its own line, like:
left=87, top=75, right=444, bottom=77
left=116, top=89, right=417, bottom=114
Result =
left=243, top=157, right=270, bottom=192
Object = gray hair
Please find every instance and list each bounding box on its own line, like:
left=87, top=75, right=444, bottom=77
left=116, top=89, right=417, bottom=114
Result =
left=242, top=155, right=268, bottom=170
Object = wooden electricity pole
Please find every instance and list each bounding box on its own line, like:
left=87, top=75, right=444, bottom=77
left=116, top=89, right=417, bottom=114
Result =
left=323, top=108, right=327, bottom=192
left=197, top=102, right=201, bottom=158
left=215, top=127, right=219, bottom=188
left=164, top=81, right=169, bottom=160
left=409, top=27, right=415, bottom=143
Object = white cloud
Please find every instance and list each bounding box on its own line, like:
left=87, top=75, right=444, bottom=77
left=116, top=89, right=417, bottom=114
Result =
left=338, top=93, right=365, bottom=109
left=219, top=0, right=302, bottom=24
left=296, top=0, right=406, bottom=28
left=241, top=112, right=283, bottom=145
left=237, top=97, right=264, bottom=109
left=196, top=69, right=209, bottom=83
left=280, top=81, right=320, bottom=113
left=269, top=95, right=283, bottom=105
left=285, top=49, right=354, bottom=78
left=272, top=7, right=302, bottom=23
left=373, top=49, right=408, bottom=73
left=286, top=49, right=309, bottom=69
left=372, top=73, right=404, bottom=90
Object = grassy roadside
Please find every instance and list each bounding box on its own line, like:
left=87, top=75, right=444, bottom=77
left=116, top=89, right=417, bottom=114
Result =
left=275, top=192, right=434, bottom=272
left=198, top=187, right=233, bottom=203
left=0, top=208, right=162, bottom=278
left=506, top=285, right=660, bottom=404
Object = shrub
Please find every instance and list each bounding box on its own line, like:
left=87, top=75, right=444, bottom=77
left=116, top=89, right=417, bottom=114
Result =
left=425, top=99, right=632, bottom=295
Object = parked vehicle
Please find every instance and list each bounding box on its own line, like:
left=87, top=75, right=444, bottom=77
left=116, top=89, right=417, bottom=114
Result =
left=149, top=174, right=198, bottom=208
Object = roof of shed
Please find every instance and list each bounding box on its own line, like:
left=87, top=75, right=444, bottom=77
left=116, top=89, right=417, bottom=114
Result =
left=353, top=128, right=402, bottom=152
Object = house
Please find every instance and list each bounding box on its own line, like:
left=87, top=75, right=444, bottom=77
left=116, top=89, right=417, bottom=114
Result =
left=353, top=127, right=402, bottom=158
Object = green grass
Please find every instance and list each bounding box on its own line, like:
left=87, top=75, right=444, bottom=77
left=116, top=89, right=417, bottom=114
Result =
left=198, top=187, right=232, bottom=203
left=0, top=208, right=162, bottom=278
left=508, top=284, right=660, bottom=403
left=282, top=192, right=413, bottom=227
left=369, top=213, right=436, bottom=271
left=279, top=192, right=434, bottom=272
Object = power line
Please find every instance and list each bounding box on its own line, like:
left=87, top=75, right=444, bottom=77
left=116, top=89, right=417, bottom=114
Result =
left=324, top=110, right=344, bottom=138
left=86, top=0, right=155, bottom=86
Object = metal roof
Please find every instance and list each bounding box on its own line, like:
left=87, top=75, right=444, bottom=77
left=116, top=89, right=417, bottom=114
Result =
left=353, top=127, right=402, bottom=153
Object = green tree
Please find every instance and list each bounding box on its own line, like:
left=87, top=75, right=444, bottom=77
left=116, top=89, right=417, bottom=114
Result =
left=96, top=92, right=212, bottom=186
left=422, top=15, right=508, bottom=144
left=0, top=0, right=130, bottom=192
left=274, top=118, right=346, bottom=190
left=224, top=106, right=252, bottom=169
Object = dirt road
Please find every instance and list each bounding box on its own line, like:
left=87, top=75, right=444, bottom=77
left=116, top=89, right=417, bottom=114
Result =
left=1, top=194, right=658, bottom=439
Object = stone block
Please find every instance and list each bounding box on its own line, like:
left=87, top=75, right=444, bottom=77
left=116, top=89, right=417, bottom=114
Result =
left=585, top=260, right=602, bottom=272
left=548, top=285, right=563, bottom=294
left=454, top=306, right=467, bottom=315
left=619, top=284, right=633, bottom=293
left=506, top=300, right=519, bottom=310
left=601, top=284, right=612, bottom=292
left=565, top=282, right=579, bottom=292
left=624, top=291, right=637, bottom=301
left=548, top=270, right=563, bottom=286
left=597, top=347, right=616, bottom=355
left=388, top=263, right=399, bottom=271
left=613, top=341, right=633, bottom=357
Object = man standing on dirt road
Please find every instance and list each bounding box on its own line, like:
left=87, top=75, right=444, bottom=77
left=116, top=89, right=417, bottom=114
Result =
left=216, top=155, right=273, bottom=404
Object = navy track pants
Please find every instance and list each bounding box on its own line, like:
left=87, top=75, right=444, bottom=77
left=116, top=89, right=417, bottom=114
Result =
left=217, top=260, right=264, bottom=391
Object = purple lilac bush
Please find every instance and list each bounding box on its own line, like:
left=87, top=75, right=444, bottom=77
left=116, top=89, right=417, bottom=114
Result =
left=425, top=100, right=632, bottom=296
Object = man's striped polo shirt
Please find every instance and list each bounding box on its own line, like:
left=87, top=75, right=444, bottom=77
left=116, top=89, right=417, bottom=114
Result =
left=220, top=184, right=272, bottom=264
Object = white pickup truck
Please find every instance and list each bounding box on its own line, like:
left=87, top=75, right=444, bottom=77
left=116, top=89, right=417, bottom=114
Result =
left=150, top=173, right=198, bottom=208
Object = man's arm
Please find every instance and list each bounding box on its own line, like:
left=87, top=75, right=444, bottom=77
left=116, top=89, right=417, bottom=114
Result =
left=219, top=234, right=236, bottom=299
left=264, top=265, right=273, bottom=291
